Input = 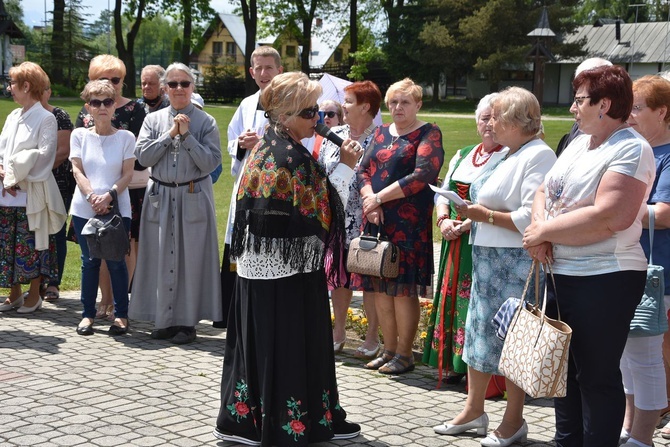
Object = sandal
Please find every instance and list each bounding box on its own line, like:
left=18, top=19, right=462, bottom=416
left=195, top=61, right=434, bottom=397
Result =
left=378, top=353, right=415, bottom=375
left=365, top=351, right=394, bottom=370
left=662, top=420, right=670, bottom=439
left=95, top=304, right=114, bottom=319
left=354, top=342, right=381, bottom=359
left=44, top=286, right=60, bottom=302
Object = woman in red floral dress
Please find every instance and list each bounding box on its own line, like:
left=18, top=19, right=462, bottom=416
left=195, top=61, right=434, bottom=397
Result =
left=355, top=77, right=444, bottom=374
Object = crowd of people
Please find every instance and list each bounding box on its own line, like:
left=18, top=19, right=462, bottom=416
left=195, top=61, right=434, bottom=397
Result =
left=1, top=51, right=670, bottom=446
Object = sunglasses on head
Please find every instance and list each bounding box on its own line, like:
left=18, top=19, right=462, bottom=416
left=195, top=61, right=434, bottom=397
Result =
left=322, top=111, right=337, bottom=118
left=89, top=98, right=115, bottom=108
left=99, top=77, right=121, bottom=85
left=297, top=105, right=319, bottom=119
left=166, top=81, right=192, bottom=89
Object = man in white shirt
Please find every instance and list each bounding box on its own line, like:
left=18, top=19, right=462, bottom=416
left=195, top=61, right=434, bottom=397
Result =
left=214, top=46, right=283, bottom=328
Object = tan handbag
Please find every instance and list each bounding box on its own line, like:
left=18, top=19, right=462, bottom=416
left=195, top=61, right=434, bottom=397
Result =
left=347, top=224, right=399, bottom=278
left=498, top=261, right=572, bottom=398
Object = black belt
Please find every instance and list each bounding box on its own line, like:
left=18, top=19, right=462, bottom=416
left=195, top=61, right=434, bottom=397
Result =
left=150, top=175, right=209, bottom=187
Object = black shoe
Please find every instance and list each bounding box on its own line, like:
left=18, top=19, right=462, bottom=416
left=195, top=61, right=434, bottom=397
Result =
left=171, top=326, right=196, bottom=344
left=109, top=321, right=129, bottom=336
left=150, top=326, right=180, bottom=340
left=332, top=420, right=361, bottom=440
left=212, top=428, right=260, bottom=446
left=76, top=324, right=94, bottom=336
left=442, top=373, right=466, bottom=385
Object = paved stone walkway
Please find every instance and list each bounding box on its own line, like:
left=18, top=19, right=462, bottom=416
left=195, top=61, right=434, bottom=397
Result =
left=1, top=292, right=667, bottom=446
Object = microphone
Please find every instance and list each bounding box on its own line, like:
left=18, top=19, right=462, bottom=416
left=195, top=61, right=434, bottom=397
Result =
left=315, top=123, right=344, bottom=147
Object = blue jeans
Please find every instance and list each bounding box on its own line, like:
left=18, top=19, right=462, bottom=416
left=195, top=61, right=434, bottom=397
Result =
left=72, top=215, right=130, bottom=319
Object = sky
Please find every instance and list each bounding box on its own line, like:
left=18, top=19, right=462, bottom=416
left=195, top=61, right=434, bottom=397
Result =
left=19, top=0, right=233, bottom=28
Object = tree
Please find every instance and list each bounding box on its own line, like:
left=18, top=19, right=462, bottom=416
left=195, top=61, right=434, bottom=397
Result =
left=114, top=0, right=156, bottom=96
left=50, top=0, right=65, bottom=85
left=239, top=0, right=258, bottom=95
left=162, top=0, right=214, bottom=64
left=261, top=0, right=320, bottom=75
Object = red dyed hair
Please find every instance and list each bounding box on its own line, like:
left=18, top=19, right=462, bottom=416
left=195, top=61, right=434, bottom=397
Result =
left=573, top=65, right=633, bottom=121
left=344, top=80, right=382, bottom=118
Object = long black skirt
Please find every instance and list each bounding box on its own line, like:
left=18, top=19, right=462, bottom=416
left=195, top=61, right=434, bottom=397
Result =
left=216, top=270, right=348, bottom=446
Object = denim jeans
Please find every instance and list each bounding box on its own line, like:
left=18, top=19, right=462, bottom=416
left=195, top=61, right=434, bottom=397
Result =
left=72, top=215, right=130, bottom=319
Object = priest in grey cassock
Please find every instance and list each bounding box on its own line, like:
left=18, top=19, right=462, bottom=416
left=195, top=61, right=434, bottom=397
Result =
left=129, top=62, right=222, bottom=344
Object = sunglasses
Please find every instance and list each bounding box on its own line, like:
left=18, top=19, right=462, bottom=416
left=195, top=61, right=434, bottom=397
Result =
left=166, top=81, right=192, bottom=89
left=89, top=98, right=115, bottom=108
left=297, top=105, right=319, bottom=119
left=322, top=111, right=337, bottom=119
left=99, top=77, right=122, bottom=85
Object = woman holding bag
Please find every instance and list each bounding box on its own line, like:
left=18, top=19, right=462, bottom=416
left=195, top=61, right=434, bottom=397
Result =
left=523, top=65, right=655, bottom=447
left=70, top=80, right=135, bottom=336
left=434, top=86, right=555, bottom=446
left=354, top=78, right=444, bottom=375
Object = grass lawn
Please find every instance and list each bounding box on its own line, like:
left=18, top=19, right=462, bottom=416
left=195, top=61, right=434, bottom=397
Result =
left=0, top=97, right=574, bottom=292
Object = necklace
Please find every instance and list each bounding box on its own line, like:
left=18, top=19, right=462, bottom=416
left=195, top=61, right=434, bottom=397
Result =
left=590, top=123, right=627, bottom=149
left=350, top=122, right=376, bottom=143
left=394, top=119, right=418, bottom=135
left=471, top=143, right=503, bottom=167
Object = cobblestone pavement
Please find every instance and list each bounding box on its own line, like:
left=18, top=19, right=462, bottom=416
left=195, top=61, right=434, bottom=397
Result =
left=0, top=292, right=667, bottom=447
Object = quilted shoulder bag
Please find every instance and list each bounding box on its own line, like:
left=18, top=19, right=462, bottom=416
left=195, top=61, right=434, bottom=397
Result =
left=80, top=189, right=130, bottom=262
left=498, top=261, right=572, bottom=398
left=347, top=223, right=399, bottom=278
left=630, top=205, right=667, bottom=337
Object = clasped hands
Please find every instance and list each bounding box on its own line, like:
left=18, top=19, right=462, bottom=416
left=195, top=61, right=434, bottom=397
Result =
left=89, top=192, right=113, bottom=215
left=170, top=114, right=190, bottom=138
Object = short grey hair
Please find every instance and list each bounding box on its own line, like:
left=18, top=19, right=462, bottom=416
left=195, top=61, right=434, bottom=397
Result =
left=475, top=93, right=498, bottom=123
left=575, top=58, right=612, bottom=76
left=163, top=62, right=195, bottom=86
left=142, top=65, right=166, bottom=83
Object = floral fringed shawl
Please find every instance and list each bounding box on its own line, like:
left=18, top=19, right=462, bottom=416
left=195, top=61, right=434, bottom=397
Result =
left=231, top=127, right=346, bottom=282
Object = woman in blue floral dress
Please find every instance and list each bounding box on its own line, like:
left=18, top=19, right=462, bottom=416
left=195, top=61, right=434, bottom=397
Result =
left=353, top=78, right=444, bottom=374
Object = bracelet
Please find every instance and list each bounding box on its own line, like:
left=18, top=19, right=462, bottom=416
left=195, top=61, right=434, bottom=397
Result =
left=436, top=214, right=449, bottom=227
left=181, top=130, right=191, bottom=139
left=488, top=210, right=495, bottom=225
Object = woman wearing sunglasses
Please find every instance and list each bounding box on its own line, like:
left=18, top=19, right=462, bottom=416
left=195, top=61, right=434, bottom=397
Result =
left=129, top=63, right=222, bottom=345
left=215, top=72, right=362, bottom=446
left=319, top=99, right=343, bottom=128
left=75, top=54, right=148, bottom=322
left=69, top=80, right=135, bottom=336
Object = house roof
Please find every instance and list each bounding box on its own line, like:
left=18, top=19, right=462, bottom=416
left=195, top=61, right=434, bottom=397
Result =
left=219, top=13, right=247, bottom=56
left=559, top=21, right=670, bottom=64
left=198, top=12, right=347, bottom=69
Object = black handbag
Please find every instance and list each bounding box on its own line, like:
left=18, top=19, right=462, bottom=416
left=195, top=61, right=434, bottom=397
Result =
left=80, top=189, right=129, bottom=262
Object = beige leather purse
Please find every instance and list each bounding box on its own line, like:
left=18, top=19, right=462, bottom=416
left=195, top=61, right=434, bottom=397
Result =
left=346, top=224, right=399, bottom=278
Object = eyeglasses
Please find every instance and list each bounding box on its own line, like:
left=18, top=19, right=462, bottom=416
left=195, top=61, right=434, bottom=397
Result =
left=321, top=111, right=338, bottom=118
left=8, top=79, right=16, bottom=86
left=166, top=81, right=192, bottom=89
left=89, top=98, right=115, bottom=108
left=297, top=105, right=319, bottom=119
left=99, top=77, right=122, bottom=85
left=631, top=104, right=647, bottom=112
left=573, top=95, right=591, bottom=106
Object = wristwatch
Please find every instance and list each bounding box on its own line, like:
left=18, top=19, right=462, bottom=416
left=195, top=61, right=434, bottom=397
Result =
left=375, top=194, right=382, bottom=205
left=85, top=192, right=94, bottom=202
left=488, top=210, right=495, bottom=224
left=181, top=130, right=191, bottom=139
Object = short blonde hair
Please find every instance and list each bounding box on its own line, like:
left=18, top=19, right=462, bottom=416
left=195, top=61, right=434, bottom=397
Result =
left=492, top=87, right=542, bottom=137
left=261, top=72, right=322, bottom=137
left=9, top=62, right=50, bottom=101
left=251, top=46, right=282, bottom=68
left=385, top=78, right=422, bottom=105
left=89, top=54, right=126, bottom=80
left=80, top=80, right=117, bottom=103
left=633, top=75, right=670, bottom=125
